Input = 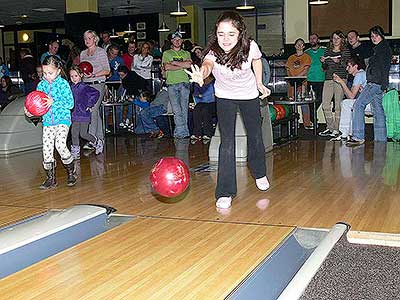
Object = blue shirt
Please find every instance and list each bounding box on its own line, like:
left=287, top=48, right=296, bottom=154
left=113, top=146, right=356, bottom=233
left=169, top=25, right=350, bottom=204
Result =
left=40, top=52, right=61, bottom=64
left=36, top=76, right=74, bottom=127
left=193, top=80, right=215, bottom=104
left=107, top=56, right=125, bottom=82
left=0, top=64, right=10, bottom=78
left=353, top=70, right=367, bottom=88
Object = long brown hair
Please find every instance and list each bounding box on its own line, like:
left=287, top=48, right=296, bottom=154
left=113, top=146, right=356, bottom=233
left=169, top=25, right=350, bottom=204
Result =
left=329, top=30, right=346, bottom=51
left=204, top=11, right=251, bottom=70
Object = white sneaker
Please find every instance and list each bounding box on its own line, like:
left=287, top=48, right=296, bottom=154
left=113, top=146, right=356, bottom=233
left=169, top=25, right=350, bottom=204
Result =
left=216, top=196, right=232, bottom=209
left=202, top=135, right=211, bottom=140
left=330, top=130, right=340, bottom=137
left=95, top=139, right=104, bottom=155
left=319, top=129, right=332, bottom=137
left=256, top=176, right=270, bottom=191
left=119, top=122, right=126, bottom=128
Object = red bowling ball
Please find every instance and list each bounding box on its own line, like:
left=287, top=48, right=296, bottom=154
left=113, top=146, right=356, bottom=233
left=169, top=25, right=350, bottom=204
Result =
left=25, top=91, right=50, bottom=117
left=78, top=61, right=94, bottom=75
left=150, top=157, right=190, bottom=198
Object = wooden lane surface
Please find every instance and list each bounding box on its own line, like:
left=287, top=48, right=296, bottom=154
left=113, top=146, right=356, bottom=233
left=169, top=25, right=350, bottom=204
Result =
left=1, top=138, right=400, bottom=233
left=0, top=217, right=294, bottom=300
left=0, top=206, right=47, bottom=228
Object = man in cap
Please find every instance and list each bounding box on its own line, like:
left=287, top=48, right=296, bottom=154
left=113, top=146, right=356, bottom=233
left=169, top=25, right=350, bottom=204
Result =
left=162, top=30, right=192, bottom=138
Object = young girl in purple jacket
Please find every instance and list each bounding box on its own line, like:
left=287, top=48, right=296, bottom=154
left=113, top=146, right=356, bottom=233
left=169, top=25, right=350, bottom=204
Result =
left=69, top=65, right=100, bottom=159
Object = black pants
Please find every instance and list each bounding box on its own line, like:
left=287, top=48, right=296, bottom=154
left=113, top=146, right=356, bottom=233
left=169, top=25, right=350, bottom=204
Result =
left=308, top=81, right=323, bottom=123
left=192, top=102, right=215, bottom=137
left=215, top=97, right=266, bottom=199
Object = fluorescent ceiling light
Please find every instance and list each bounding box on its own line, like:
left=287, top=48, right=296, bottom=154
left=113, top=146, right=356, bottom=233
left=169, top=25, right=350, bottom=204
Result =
left=32, top=8, right=56, bottom=12
left=309, top=0, right=329, bottom=5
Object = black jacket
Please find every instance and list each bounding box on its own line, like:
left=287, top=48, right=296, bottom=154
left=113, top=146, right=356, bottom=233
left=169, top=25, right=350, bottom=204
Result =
left=121, top=71, right=146, bottom=96
left=20, top=55, right=36, bottom=83
left=366, top=40, right=392, bottom=90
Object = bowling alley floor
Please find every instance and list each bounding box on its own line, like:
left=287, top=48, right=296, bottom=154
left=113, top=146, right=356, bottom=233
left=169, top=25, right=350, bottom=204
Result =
left=1, top=135, right=400, bottom=299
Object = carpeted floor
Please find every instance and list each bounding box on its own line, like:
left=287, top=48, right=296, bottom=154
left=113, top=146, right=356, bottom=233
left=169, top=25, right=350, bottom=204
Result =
left=300, top=234, right=400, bottom=300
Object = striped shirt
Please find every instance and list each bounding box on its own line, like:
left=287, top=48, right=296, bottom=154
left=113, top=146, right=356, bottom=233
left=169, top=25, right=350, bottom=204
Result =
left=323, top=48, right=351, bottom=80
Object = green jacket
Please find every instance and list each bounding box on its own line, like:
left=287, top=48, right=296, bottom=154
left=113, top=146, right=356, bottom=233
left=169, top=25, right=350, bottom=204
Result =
left=382, top=89, right=400, bottom=140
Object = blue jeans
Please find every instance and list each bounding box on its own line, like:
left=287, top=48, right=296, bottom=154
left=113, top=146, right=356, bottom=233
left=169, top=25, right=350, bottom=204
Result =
left=139, top=105, right=166, bottom=133
left=352, top=83, right=386, bottom=141
left=168, top=82, right=190, bottom=138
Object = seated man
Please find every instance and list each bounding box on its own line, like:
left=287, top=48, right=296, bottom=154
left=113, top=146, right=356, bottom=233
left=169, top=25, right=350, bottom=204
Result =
left=331, top=56, right=369, bottom=141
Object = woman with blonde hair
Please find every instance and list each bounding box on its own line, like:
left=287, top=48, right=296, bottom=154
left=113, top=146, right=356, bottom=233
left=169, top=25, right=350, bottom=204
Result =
left=79, top=30, right=110, bottom=153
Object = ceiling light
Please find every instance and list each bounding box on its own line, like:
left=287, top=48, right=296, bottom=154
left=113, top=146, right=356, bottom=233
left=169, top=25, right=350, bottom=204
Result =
left=118, top=0, right=138, bottom=10
left=32, top=8, right=56, bottom=12
left=170, top=1, right=187, bottom=16
left=158, top=0, right=170, bottom=32
left=309, top=0, right=329, bottom=4
left=125, top=23, right=135, bottom=33
left=158, top=21, right=170, bottom=32
left=110, top=29, right=119, bottom=39
left=236, top=0, right=255, bottom=10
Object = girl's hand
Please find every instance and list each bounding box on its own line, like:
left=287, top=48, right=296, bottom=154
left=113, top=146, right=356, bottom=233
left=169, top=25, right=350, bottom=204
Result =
left=257, top=83, right=271, bottom=99
left=45, top=96, right=53, bottom=107
left=184, top=65, right=204, bottom=87
left=320, top=56, right=326, bottom=63
left=24, top=106, right=34, bottom=117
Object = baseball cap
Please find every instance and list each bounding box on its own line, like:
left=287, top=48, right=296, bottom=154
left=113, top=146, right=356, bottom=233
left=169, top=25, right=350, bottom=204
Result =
left=171, top=31, right=183, bottom=40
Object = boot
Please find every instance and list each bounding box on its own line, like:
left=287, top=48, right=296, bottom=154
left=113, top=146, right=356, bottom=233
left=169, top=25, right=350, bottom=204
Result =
left=64, top=162, right=77, bottom=187
left=39, top=162, right=57, bottom=189
left=71, top=145, right=80, bottom=160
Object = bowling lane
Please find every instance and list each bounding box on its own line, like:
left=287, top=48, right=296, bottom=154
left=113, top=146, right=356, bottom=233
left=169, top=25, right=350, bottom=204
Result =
left=0, top=217, right=293, bottom=300
left=0, top=206, right=47, bottom=227
left=2, top=138, right=400, bottom=233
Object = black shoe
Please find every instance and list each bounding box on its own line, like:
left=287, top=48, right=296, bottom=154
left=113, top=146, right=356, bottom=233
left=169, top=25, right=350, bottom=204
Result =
left=39, top=163, right=57, bottom=189
left=64, top=162, right=77, bottom=187
left=345, top=138, right=365, bottom=147
left=83, top=142, right=95, bottom=150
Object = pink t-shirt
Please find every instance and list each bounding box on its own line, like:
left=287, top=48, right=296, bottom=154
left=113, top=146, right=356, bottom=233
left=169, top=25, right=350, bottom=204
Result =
left=204, top=40, right=261, bottom=100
